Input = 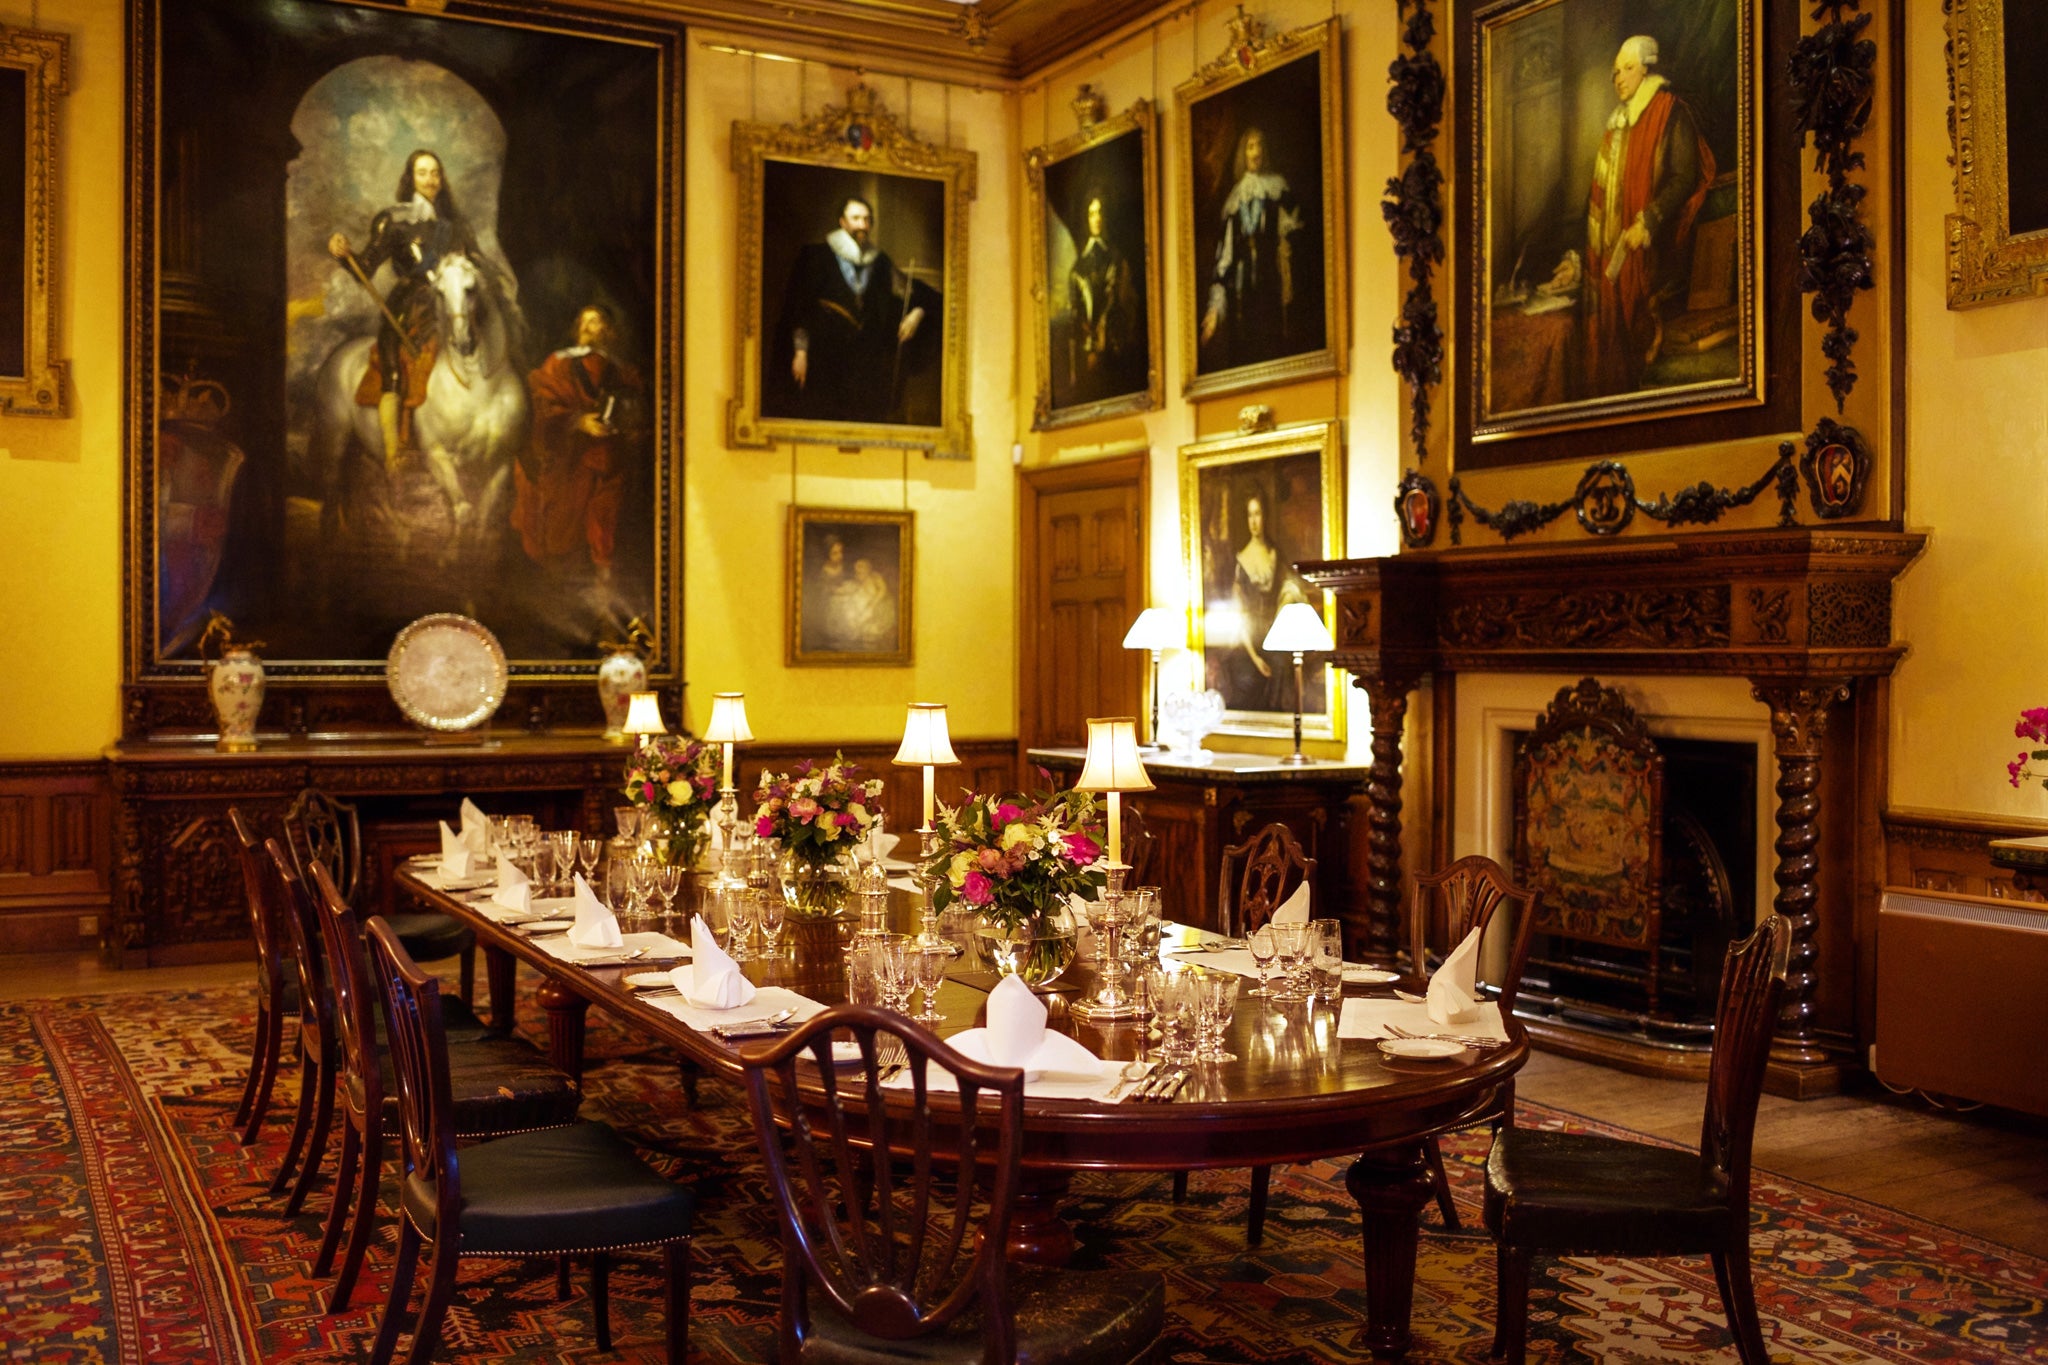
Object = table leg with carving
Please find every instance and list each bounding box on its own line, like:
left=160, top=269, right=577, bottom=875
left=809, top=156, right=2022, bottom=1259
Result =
left=535, top=976, right=589, bottom=1085
left=1003, top=1169, right=1078, bottom=1266
left=1347, top=1142, right=1438, bottom=1361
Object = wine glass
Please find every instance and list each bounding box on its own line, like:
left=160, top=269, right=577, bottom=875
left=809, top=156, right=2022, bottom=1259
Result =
left=577, top=836, right=603, bottom=883
left=913, top=946, right=949, bottom=1024
left=873, top=934, right=914, bottom=1013
left=1246, top=925, right=1279, bottom=996
left=725, top=887, right=755, bottom=962
left=531, top=841, right=558, bottom=900
left=756, top=888, right=786, bottom=956
left=628, top=856, right=657, bottom=932
left=654, top=864, right=684, bottom=935
left=1271, top=922, right=1309, bottom=1000
left=1196, top=975, right=1241, bottom=1062
left=615, top=807, right=641, bottom=842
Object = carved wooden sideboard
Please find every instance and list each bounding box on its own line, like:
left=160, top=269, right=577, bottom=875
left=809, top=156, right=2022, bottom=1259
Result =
left=1301, top=529, right=1926, bottom=1097
left=1028, top=747, right=1367, bottom=940
left=103, top=734, right=625, bottom=967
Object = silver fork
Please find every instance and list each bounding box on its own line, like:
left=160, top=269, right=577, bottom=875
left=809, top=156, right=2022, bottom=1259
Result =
left=1106, top=1059, right=1151, bottom=1100
left=1387, top=1025, right=1504, bottom=1049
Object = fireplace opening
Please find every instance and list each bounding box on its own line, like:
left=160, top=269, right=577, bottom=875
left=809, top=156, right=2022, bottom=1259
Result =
left=1511, top=733, right=1758, bottom=1043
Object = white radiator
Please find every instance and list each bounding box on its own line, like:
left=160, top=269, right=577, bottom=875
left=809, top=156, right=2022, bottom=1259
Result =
left=1875, top=888, right=2048, bottom=1117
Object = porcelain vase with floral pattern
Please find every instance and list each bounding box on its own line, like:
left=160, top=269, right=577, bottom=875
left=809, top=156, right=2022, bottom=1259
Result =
left=209, top=647, right=265, bottom=753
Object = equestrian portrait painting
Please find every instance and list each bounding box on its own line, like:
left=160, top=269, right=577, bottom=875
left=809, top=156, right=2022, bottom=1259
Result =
left=129, top=0, right=683, bottom=679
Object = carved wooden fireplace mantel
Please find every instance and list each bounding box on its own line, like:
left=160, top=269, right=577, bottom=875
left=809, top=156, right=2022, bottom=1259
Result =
left=1301, top=529, right=1926, bottom=1096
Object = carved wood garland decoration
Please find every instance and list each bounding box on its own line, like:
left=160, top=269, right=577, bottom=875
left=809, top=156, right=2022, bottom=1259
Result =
left=1382, top=0, right=1445, bottom=467
left=1789, top=0, right=1878, bottom=413
left=1444, top=451, right=1801, bottom=546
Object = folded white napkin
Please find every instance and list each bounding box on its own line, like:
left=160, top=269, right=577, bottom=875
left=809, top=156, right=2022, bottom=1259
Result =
left=669, top=914, right=756, bottom=1009
left=566, top=873, right=623, bottom=949
left=1427, top=927, right=1482, bottom=1025
left=1271, top=881, right=1311, bottom=924
left=1338, top=996, right=1508, bottom=1042
left=871, top=831, right=900, bottom=863
left=438, top=822, right=472, bottom=879
left=459, top=799, right=489, bottom=855
left=944, top=976, right=1103, bottom=1081
left=492, top=856, right=531, bottom=914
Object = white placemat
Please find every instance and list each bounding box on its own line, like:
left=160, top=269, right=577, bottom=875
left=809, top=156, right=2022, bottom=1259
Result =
left=410, top=867, right=495, bottom=892
left=646, top=985, right=825, bottom=1033
left=529, top=930, right=690, bottom=965
left=1337, top=998, right=1507, bottom=1043
left=886, top=876, right=922, bottom=894
left=1164, top=947, right=1267, bottom=979
left=879, top=1057, right=1136, bottom=1103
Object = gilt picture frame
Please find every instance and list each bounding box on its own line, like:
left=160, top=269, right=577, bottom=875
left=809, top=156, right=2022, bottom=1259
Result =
left=1174, top=14, right=1347, bottom=401
left=0, top=27, right=67, bottom=418
left=1179, top=419, right=1344, bottom=744
left=1947, top=0, right=2048, bottom=307
left=730, top=85, right=977, bottom=459
left=1025, top=95, right=1163, bottom=430
left=786, top=506, right=914, bottom=668
left=1464, top=0, right=1762, bottom=450
left=125, top=0, right=684, bottom=716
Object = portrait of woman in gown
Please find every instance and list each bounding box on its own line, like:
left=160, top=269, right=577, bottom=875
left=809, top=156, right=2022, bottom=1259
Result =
left=1214, top=490, right=1307, bottom=713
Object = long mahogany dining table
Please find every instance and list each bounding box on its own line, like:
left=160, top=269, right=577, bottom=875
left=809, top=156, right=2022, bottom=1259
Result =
left=395, top=868, right=1527, bottom=1361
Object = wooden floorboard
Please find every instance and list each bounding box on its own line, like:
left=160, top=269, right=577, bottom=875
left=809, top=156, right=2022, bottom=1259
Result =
left=5, top=953, right=2044, bottom=1258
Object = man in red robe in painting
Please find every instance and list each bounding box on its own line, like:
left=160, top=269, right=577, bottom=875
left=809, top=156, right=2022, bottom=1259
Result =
left=1584, top=34, right=1715, bottom=398
left=511, top=304, right=643, bottom=584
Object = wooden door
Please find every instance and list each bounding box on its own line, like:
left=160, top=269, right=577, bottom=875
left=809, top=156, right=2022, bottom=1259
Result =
left=1019, top=456, right=1146, bottom=751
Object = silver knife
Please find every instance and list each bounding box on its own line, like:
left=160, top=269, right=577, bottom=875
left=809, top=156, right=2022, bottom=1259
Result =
left=1158, top=1069, right=1191, bottom=1102
left=1140, top=1068, right=1183, bottom=1102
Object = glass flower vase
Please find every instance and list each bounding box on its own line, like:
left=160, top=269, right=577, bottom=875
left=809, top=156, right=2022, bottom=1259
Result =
left=780, top=846, right=854, bottom=919
left=974, top=900, right=1078, bottom=989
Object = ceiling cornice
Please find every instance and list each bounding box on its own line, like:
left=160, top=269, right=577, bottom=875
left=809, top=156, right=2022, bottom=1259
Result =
left=620, top=0, right=1177, bottom=86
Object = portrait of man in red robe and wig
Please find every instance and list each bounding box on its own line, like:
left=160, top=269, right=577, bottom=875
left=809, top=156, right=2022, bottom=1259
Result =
left=1582, top=33, right=1715, bottom=398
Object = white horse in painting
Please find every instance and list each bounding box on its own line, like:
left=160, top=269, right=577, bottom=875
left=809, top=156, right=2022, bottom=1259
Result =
left=308, top=251, right=529, bottom=563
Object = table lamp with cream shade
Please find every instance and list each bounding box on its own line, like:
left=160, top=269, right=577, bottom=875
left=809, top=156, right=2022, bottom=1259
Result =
left=1261, top=601, right=1335, bottom=765
left=1121, top=607, right=1185, bottom=750
left=1071, top=716, right=1153, bottom=1020
left=621, top=691, right=667, bottom=747
left=702, top=692, right=753, bottom=890
left=893, top=702, right=961, bottom=951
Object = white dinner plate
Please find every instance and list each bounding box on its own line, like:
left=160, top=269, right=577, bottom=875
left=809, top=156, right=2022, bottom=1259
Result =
left=1344, top=965, right=1401, bottom=984
left=520, top=918, right=574, bottom=934
left=625, top=971, right=676, bottom=989
left=1378, top=1037, right=1466, bottom=1061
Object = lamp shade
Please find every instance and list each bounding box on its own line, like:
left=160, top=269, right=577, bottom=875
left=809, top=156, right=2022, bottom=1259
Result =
left=621, top=691, right=667, bottom=736
left=1073, top=717, right=1155, bottom=793
left=1121, top=606, right=1185, bottom=652
left=1262, top=601, right=1335, bottom=654
left=702, top=692, right=753, bottom=743
left=893, top=702, right=960, bottom=766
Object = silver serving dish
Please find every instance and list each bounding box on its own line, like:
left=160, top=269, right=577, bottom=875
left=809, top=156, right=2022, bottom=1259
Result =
left=386, top=613, right=508, bottom=732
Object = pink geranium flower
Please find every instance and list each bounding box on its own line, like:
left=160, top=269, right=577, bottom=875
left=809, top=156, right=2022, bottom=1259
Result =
left=1062, top=832, right=1100, bottom=864
left=961, top=871, right=993, bottom=906
left=755, top=815, right=776, bottom=838
left=2021, top=708, right=2048, bottom=742
left=993, top=802, right=1024, bottom=828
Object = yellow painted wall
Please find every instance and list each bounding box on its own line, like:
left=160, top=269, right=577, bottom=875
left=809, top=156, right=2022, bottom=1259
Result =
left=1890, top=0, right=2048, bottom=820
left=1012, top=1, right=1403, bottom=766
left=0, top=0, right=2035, bottom=834
left=0, top=0, right=123, bottom=757
left=681, top=40, right=1018, bottom=744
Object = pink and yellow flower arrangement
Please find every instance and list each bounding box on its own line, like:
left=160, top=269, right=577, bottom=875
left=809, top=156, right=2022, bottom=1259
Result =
left=622, top=735, right=720, bottom=865
left=752, top=754, right=886, bottom=871
left=923, top=785, right=1106, bottom=936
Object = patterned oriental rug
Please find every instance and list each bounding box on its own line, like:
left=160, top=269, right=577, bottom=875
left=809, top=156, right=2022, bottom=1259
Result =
left=5, top=984, right=2044, bottom=1364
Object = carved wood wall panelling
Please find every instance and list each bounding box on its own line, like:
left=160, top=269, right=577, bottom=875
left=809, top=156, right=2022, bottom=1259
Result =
left=0, top=762, right=112, bottom=952
left=1882, top=808, right=2048, bottom=903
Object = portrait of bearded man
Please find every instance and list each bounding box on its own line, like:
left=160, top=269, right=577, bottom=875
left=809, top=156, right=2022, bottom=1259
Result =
left=765, top=193, right=943, bottom=426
